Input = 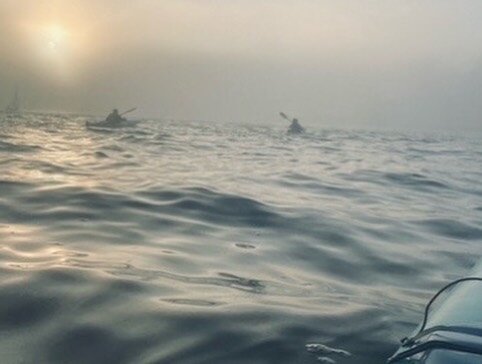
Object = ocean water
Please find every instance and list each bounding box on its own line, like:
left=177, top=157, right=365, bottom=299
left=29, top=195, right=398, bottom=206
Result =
left=0, top=113, right=481, bottom=364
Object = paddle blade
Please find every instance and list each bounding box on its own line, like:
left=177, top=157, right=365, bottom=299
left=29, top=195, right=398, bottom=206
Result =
left=279, top=112, right=290, bottom=121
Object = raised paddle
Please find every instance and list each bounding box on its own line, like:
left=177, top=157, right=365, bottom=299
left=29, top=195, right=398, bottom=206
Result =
left=120, top=107, right=137, bottom=116
left=279, top=112, right=292, bottom=122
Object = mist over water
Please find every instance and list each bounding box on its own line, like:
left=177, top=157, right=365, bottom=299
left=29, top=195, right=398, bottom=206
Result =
left=0, top=114, right=481, bottom=363
left=3, top=1, right=482, bottom=130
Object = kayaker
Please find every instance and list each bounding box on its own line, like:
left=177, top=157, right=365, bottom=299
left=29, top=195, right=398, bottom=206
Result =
left=288, top=118, right=304, bottom=134
left=105, top=109, right=125, bottom=124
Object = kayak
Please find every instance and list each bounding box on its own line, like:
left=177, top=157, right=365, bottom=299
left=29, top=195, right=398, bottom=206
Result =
left=388, top=259, right=482, bottom=363
left=287, top=124, right=304, bottom=134
left=85, top=120, right=138, bottom=129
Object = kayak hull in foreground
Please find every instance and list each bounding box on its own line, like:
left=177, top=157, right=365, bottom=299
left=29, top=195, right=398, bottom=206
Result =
left=388, top=260, right=482, bottom=363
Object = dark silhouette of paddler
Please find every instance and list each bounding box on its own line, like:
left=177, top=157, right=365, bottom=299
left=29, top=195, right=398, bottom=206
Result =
left=105, top=109, right=126, bottom=124
left=279, top=112, right=305, bottom=134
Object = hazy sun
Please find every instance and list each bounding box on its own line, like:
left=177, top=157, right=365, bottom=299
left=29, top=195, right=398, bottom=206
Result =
left=18, top=6, right=98, bottom=83
left=23, top=21, right=90, bottom=82
left=43, top=25, right=69, bottom=53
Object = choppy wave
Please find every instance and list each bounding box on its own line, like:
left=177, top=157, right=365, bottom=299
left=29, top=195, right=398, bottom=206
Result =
left=0, top=113, right=481, bottom=363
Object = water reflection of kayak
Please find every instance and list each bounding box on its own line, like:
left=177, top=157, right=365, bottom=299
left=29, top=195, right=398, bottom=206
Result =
left=85, top=120, right=139, bottom=129
left=388, top=259, right=482, bottom=363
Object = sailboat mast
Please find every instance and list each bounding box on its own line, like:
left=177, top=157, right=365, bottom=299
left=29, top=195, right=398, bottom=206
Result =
left=5, top=89, right=20, bottom=113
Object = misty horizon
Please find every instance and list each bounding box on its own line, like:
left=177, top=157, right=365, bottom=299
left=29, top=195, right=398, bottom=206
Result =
left=2, top=0, right=482, bottom=131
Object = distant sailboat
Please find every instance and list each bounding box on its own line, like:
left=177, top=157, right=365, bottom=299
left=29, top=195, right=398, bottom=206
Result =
left=5, top=90, right=20, bottom=114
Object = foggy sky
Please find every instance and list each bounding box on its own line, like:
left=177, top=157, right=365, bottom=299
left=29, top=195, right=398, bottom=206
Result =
left=1, top=0, right=482, bottom=131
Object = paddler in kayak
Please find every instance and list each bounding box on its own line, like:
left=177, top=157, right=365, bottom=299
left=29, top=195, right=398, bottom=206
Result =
left=105, top=109, right=126, bottom=125
left=288, top=118, right=304, bottom=134
left=279, top=112, right=305, bottom=134
left=86, top=107, right=137, bottom=128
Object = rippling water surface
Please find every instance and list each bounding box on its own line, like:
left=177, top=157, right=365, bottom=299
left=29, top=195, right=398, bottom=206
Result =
left=0, top=113, right=481, bottom=364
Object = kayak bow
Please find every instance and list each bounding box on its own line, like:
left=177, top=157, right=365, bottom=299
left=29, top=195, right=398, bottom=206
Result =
left=388, top=260, right=482, bottom=363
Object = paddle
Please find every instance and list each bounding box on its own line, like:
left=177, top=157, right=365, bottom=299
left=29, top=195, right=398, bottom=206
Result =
left=280, top=112, right=305, bottom=133
left=279, top=112, right=293, bottom=122
left=120, top=107, right=137, bottom=116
